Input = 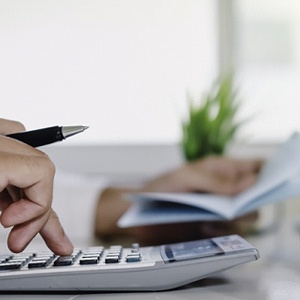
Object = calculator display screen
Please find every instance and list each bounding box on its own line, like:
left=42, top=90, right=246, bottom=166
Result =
left=161, top=239, right=224, bottom=262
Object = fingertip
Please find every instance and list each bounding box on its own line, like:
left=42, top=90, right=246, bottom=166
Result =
left=7, top=236, right=28, bottom=254
left=51, top=235, right=74, bottom=256
left=40, top=211, right=74, bottom=256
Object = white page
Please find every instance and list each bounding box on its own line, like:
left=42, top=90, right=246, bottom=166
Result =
left=118, top=175, right=300, bottom=227
left=234, top=174, right=300, bottom=216
left=232, top=132, right=300, bottom=214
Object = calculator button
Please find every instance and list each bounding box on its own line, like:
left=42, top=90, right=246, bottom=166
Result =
left=53, top=256, right=75, bottom=266
left=0, top=262, right=23, bottom=270
left=83, top=247, right=104, bottom=255
left=109, top=246, right=122, bottom=250
left=28, top=256, right=54, bottom=269
left=12, top=253, right=33, bottom=260
left=0, top=254, right=31, bottom=271
left=79, top=256, right=100, bottom=265
left=108, top=251, right=121, bottom=255
left=105, top=256, right=120, bottom=263
left=126, top=254, right=141, bottom=263
left=28, top=260, right=49, bottom=269
left=131, top=243, right=140, bottom=249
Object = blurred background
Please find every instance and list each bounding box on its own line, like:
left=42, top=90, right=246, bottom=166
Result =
left=1, top=0, right=300, bottom=245
left=2, top=0, right=300, bottom=146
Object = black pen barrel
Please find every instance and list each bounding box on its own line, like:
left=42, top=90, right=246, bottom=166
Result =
left=7, top=126, right=63, bottom=147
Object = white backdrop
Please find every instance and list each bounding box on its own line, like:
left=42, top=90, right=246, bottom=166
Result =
left=0, top=0, right=217, bottom=145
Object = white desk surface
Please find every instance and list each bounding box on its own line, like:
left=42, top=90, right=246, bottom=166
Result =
left=0, top=218, right=299, bottom=300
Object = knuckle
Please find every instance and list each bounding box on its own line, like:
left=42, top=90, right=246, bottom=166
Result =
left=39, top=153, right=56, bottom=176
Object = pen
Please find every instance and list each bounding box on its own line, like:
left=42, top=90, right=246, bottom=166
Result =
left=6, top=125, right=89, bottom=147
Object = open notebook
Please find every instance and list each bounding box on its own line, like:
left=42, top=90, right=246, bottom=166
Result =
left=118, top=133, right=300, bottom=228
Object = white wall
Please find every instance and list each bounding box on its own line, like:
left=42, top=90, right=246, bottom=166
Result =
left=0, top=0, right=217, bottom=145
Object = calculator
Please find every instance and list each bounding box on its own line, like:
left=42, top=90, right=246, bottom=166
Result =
left=0, top=235, right=259, bottom=292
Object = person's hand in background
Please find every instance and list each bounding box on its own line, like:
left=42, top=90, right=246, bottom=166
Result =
left=95, top=156, right=263, bottom=245
left=0, top=118, right=73, bottom=255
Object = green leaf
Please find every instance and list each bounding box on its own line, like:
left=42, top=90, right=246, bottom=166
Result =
left=181, top=74, right=250, bottom=161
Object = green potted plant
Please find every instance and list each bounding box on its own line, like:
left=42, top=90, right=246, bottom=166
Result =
left=182, top=76, right=244, bottom=161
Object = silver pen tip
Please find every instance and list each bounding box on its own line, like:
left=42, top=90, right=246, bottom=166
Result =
left=61, top=125, right=89, bottom=139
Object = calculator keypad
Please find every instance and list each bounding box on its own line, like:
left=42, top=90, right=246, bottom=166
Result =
left=0, top=244, right=143, bottom=272
left=28, top=252, right=55, bottom=269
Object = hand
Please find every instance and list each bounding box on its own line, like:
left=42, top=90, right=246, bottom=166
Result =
left=142, top=156, right=263, bottom=195
left=0, top=118, right=73, bottom=255
left=95, top=156, right=263, bottom=245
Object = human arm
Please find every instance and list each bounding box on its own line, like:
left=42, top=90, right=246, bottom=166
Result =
left=94, top=156, right=263, bottom=245
left=0, top=118, right=73, bottom=255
